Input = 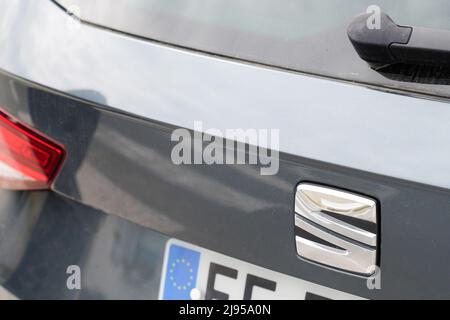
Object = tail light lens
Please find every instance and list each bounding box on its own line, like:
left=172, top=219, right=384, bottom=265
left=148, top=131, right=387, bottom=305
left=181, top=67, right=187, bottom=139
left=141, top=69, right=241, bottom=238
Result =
left=0, top=109, right=65, bottom=190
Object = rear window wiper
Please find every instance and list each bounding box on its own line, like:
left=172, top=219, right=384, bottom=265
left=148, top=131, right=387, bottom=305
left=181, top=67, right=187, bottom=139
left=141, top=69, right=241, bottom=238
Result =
left=348, top=11, right=450, bottom=71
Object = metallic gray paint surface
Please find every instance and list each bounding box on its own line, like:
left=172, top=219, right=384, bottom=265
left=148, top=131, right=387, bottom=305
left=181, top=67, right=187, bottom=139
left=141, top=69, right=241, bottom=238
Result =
left=0, top=0, right=450, bottom=190
left=2, top=76, right=450, bottom=298
left=0, top=190, right=167, bottom=299
left=1, top=1, right=450, bottom=300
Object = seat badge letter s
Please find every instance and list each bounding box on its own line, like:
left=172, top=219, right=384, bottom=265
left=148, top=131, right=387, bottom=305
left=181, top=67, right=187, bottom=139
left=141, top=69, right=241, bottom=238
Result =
left=294, top=184, right=378, bottom=275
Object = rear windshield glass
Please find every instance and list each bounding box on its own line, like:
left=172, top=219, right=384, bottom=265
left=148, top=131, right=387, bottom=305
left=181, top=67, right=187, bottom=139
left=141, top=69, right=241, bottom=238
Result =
left=55, top=0, right=450, bottom=99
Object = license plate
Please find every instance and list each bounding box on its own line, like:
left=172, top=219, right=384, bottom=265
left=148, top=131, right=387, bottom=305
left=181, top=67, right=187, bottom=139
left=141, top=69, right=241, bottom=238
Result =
left=158, top=239, right=363, bottom=300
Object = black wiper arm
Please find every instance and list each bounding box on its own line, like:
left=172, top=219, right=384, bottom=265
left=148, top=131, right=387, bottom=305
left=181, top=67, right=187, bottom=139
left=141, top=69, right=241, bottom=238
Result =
left=348, top=11, right=450, bottom=70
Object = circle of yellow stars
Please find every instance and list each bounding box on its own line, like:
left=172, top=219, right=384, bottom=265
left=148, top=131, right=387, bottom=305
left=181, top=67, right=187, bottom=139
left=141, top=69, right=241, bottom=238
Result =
left=169, top=258, right=194, bottom=291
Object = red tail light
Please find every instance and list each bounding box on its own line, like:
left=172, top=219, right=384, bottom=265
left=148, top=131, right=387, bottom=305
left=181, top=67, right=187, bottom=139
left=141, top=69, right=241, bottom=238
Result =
left=0, top=109, right=65, bottom=190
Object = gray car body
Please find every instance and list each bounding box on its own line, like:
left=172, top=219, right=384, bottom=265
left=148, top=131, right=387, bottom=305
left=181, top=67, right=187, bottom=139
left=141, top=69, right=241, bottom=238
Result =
left=0, top=0, right=449, bottom=299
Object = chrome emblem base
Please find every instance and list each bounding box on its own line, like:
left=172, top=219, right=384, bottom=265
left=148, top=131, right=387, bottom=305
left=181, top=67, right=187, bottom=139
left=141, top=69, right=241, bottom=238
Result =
left=295, top=184, right=377, bottom=275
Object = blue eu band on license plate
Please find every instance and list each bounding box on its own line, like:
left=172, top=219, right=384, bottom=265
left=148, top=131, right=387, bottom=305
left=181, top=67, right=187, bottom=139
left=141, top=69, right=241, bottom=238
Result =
left=162, top=244, right=201, bottom=300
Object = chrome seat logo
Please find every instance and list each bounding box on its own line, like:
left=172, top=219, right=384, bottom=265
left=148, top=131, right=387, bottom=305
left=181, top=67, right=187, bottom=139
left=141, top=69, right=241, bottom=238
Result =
left=294, top=184, right=377, bottom=275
